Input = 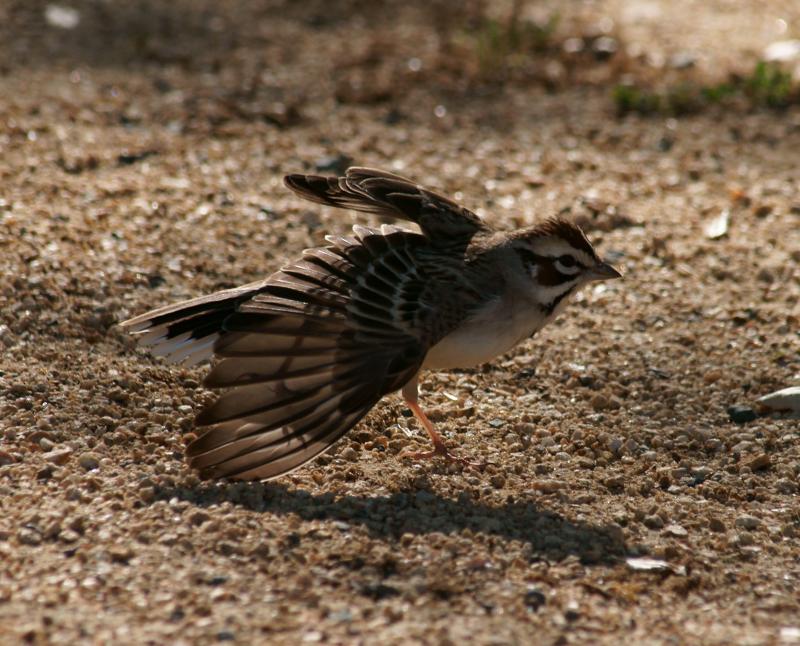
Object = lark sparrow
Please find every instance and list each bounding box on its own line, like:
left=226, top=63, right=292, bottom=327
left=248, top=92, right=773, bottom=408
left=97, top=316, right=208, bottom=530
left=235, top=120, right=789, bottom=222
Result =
left=121, top=167, right=621, bottom=480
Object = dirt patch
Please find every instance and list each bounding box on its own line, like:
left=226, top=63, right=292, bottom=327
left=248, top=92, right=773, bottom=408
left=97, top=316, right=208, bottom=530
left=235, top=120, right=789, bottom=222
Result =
left=1, top=1, right=799, bottom=644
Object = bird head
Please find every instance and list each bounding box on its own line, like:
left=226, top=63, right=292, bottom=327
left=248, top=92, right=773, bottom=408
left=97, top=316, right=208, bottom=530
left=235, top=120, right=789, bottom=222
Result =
left=510, top=217, right=621, bottom=311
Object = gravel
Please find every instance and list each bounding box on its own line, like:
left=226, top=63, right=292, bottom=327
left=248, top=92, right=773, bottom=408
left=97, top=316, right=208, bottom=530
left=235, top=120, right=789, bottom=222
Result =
left=1, top=1, right=799, bottom=644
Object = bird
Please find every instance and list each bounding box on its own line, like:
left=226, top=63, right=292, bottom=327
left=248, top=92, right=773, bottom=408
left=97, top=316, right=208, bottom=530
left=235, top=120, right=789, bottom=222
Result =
left=120, top=166, right=621, bottom=481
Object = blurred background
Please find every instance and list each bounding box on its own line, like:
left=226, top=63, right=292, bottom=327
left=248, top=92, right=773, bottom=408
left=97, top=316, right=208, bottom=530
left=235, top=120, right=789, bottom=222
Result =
left=4, top=1, right=800, bottom=116
left=3, top=0, right=799, bottom=144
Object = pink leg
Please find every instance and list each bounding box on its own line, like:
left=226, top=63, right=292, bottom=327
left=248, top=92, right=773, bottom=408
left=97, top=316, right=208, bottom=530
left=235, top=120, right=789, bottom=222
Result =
left=399, top=378, right=478, bottom=466
left=401, top=397, right=451, bottom=459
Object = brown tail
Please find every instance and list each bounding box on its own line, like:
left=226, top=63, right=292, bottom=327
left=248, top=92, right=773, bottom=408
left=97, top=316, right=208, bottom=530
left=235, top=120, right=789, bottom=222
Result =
left=119, top=279, right=269, bottom=366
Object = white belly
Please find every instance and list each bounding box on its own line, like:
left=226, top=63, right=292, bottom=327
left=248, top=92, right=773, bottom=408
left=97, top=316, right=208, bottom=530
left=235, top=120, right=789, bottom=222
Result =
left=422, top=296, right=547, bottom=370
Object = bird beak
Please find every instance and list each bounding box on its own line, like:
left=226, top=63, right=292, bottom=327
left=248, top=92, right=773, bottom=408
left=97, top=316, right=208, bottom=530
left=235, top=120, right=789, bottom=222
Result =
left=587, top=261, right=622, bottom=281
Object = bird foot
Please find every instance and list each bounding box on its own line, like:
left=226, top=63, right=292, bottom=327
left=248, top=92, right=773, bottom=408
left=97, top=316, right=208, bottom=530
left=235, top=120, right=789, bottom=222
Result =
left=400, top=443, right=482, bottom=469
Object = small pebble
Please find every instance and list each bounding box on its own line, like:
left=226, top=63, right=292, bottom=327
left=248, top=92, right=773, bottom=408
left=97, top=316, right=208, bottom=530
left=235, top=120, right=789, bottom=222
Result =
left=531, top=479, right=567, bottom=493
left=45, top=448, right=72, bottom=465
left=36, top=466, right=55, bottom=480
left=591, top=393, right=610, bottom=411
left=671, top=467, right=689, bottom=481
left=564, top=600, right=581, bottom=622
left=59, top=530, right=80, bottom=543
left=78, top=453, right=100, bottom=471
left=625, top=556, right=675, bottom=573
left=189, top=511, right=211, bottom=526
left=523, top=587, right=546, bottom=611
left=663, top=524, right=688, bottom=538
left=17, top=528, right=42, bottom=546
left=727, top=405, right=757, bottom=424
left=139, top=487, right=156, bottom=503
left=339, top=447, right=358, bottom=461
left=643, top=515, right=664, bottom=530
left=745, top=454, right=771, bottom=471
left=109, top=546, right=135, bottom=563
left=490, top=473, right=506, bottom=488
left=735, top=515, right=761, bottom=530
left=753, top=203, right=773, bottom=217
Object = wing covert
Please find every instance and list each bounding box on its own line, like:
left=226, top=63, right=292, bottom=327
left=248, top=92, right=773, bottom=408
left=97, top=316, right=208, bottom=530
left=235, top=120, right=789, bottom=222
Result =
left=284, top=166, right=490, bottom=244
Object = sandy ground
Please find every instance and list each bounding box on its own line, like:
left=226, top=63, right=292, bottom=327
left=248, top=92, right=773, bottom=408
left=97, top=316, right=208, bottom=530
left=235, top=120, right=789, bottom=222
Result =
left=1, top=1, right=799, bottom=644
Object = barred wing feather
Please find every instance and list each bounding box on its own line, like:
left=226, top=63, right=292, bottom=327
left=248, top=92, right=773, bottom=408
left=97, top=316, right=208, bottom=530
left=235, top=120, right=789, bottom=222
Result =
left=120, top=225, right=443, bottom=480
left=284, top=167, right=490, bottom=244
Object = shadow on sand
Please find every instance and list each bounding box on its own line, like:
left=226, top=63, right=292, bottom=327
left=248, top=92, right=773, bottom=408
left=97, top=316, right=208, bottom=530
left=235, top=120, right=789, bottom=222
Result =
left=153, top=479, right=627, bottom=565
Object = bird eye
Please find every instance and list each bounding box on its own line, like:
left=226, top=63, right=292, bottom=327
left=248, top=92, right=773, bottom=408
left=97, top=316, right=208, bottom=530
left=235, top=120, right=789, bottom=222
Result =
left=557, top=255, right=577, bottom=268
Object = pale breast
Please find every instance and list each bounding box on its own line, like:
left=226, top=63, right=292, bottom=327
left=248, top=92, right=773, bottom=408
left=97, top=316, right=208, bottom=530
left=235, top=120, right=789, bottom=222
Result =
left=421, top=295, right=547, bottom=370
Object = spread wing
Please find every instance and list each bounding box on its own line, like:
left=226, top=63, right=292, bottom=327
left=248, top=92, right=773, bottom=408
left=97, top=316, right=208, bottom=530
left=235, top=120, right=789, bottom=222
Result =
left=121, top=225, right=453, bottom=481
left=284, top=166, right=491, bottom=244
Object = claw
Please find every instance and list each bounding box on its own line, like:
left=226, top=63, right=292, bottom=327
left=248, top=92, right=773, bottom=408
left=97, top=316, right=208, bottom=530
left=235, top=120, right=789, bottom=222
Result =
left=399, top=384, right=484, bottom=470
left=400, top=441, right=482, bottom=469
